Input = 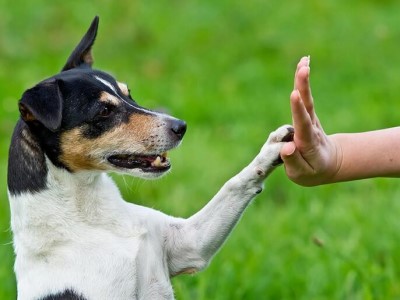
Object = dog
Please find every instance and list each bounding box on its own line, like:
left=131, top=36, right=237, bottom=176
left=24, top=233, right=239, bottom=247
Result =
left=7, top=16, right=293, bottom=300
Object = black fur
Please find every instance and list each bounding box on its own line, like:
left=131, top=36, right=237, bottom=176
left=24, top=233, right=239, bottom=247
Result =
left=7, top=120, right=48, bottom=195
left=39, top=289, right=87, bottom=300
left=8, top=15, right=187, bottom=298
left=53, top=69, right=142, bottom=137
left=7, top=17, right=119, bottom=194
left=19, top=79, right=63, bottom=132
left=9, top=68, right=152, bottom=190
left=8, top=16, right=186, bottom=195
left=62, top=16, right=99, bottom=71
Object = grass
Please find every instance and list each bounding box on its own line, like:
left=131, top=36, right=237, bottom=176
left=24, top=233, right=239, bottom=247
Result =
left=1, top=0, right=400, bottom=299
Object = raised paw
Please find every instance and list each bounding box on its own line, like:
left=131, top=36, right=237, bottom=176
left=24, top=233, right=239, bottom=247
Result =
left=267, top=125, right=294, bottom=144
left=258, top=125, right=294, bottom=168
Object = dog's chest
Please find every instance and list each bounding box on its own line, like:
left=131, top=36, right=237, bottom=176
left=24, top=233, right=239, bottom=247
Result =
left=11, top=181, right=175, bottom=300
left=15, top=223, right=174, bottom=299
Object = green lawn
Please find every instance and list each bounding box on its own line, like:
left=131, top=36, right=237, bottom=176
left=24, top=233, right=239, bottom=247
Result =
left=1, top=0, right=400, bottom=299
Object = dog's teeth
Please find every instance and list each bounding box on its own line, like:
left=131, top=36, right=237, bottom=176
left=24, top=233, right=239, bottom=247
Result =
left=153, top=156, right=162, bottom=167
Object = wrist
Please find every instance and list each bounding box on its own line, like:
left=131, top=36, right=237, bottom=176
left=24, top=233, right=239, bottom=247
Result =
left=305, top=134, right=343, bottom=186
left=326, top=134, right=344, bottom=184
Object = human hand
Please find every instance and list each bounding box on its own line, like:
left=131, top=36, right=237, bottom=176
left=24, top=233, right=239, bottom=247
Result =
left=280, top=56, right=342, bottom=186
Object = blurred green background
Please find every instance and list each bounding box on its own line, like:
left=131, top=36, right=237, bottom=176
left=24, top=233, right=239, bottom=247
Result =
left=1, top=0, right=400, bottom=299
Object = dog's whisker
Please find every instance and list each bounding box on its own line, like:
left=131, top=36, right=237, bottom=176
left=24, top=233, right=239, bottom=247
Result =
left=1, top=240, right=14, bottom=246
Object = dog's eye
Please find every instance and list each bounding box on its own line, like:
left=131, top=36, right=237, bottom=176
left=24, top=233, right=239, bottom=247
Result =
left=98, top=105, right=113, bottom=118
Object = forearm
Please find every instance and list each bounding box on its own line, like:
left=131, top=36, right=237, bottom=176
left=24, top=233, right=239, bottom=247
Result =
left=330, top=127, right=400, bottom=182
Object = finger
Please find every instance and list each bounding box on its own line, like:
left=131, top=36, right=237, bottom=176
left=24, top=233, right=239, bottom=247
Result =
left=293, top=56, right=310, bottom=89
left=290, top=90, right=314, bottom=145
left=295, top=65, right=316, bottom=123
left=280, top=141, right=296, bottom=157
left=280, top=142, right=314, bottom=181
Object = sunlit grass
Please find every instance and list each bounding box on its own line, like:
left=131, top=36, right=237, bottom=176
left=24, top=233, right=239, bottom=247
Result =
left=1, top=0, right=400, bottom=299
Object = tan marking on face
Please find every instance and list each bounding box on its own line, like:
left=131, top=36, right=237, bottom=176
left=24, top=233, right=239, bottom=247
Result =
left=117, top=81, right=129, bottom=96
left=99, top=92, right=120, bottom=105
left=60, top=113, right=161, bottom=172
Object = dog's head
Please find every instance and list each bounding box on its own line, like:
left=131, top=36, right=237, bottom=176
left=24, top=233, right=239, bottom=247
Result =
left=18, top=16, right=186, bottom=179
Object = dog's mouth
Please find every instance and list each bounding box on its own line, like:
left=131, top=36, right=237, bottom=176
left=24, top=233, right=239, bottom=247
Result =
left=107, top=152, right=170, bottom=172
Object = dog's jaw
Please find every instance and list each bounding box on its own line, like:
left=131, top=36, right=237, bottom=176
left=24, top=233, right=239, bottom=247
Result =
left=107, top=152, right=171, bottom=175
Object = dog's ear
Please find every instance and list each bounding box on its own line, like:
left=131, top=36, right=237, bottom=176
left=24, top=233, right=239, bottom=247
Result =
left=62, top=16, right=99, bottom=71
left=19, top=79, right=63, bottom=132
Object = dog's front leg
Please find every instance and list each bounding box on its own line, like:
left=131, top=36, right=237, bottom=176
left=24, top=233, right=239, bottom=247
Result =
left=166, top=125, right=293, bottom=276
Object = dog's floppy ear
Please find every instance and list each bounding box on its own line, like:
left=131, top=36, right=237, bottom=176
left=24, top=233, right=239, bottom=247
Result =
left=19, top=79, right=63, bottom=132
left=62, top=16, right=99, bottom=71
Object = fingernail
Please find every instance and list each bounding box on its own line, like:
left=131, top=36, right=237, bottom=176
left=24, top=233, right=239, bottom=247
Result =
left=288, top=142, right=296, bottom=156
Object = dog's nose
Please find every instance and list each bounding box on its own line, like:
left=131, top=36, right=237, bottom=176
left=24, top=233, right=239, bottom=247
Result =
left=171, top=119, right=187, bottom=139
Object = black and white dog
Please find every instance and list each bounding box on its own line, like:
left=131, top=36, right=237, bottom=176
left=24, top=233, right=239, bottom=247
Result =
left=8, top=16, right=293, bottom=300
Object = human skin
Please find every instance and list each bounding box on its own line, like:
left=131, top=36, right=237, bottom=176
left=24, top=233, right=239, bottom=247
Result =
left=280, top=56, right=400, bottom=186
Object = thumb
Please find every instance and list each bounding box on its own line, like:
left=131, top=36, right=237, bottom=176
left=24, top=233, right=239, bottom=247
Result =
left=280, top=141, right=296, bottom=159
left=280, top=142, right=313, bottom=180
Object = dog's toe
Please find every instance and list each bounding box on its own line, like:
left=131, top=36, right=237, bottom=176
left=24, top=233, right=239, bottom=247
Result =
left=268, top=125, right=294, bottom=144
left=281, top=126, right=294, bottom=142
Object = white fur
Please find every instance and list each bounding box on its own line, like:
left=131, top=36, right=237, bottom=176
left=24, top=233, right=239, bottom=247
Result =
left=9, top=125, right=292, bottom=300
left=94, top=76, right=119, bottom=94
